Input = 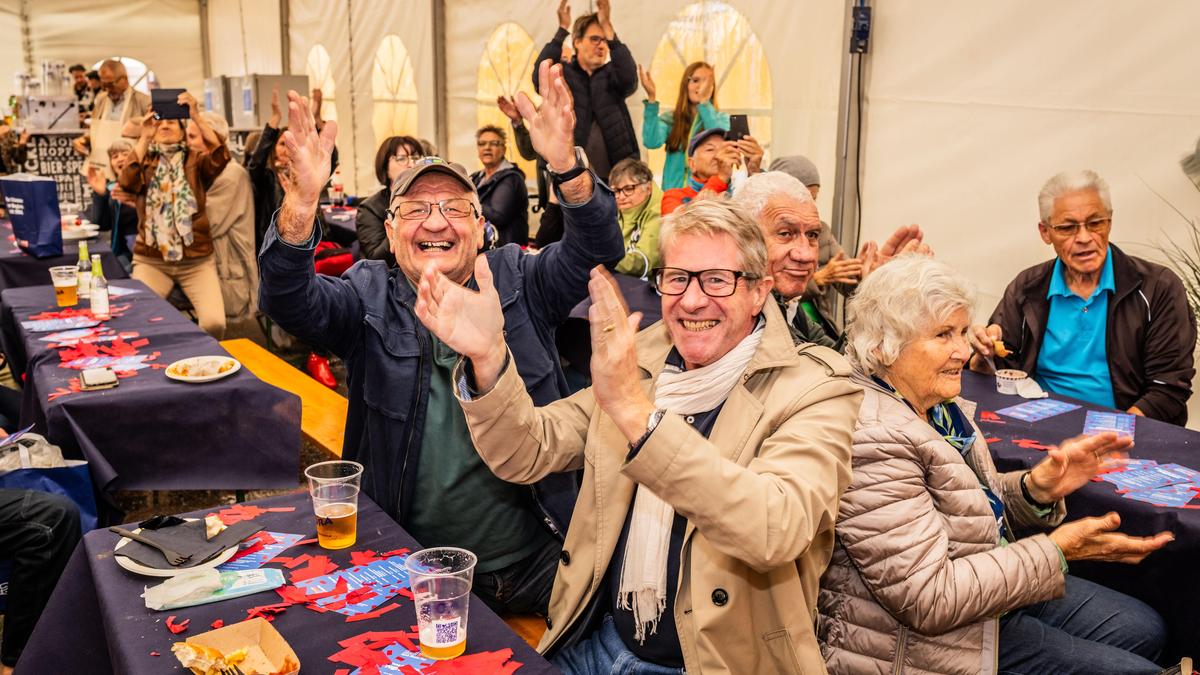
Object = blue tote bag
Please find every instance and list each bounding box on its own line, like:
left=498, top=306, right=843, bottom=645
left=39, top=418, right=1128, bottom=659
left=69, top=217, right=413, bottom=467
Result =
left=1, top=173, right=63, bottom=258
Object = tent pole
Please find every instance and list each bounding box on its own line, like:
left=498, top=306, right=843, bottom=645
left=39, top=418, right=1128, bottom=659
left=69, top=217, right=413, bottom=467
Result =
left=433, top=0, right=448, bottom=156
left=199, top=0, right=212, bottom=78
left=280, top=0, right=291, bottom=74
left=18, top=0, right=33, bottom=75
left=832, top=0, right=868, bottom=260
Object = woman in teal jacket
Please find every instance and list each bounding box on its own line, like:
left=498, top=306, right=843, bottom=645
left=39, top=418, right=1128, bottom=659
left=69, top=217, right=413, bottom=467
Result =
left=640, top=61, right=729, bottom=191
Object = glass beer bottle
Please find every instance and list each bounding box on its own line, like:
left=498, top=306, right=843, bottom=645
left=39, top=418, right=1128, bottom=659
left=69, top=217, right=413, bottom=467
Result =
left=76, top=240, right=92, bottom=296
left=89, top=254, right=109, bottom=320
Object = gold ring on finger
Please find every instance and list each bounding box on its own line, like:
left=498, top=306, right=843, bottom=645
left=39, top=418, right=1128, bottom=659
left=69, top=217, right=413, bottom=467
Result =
left=603, top=323, right=616, bottom=333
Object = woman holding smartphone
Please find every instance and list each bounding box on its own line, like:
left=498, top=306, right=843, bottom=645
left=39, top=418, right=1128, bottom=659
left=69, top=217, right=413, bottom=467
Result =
left=640, top=61, right=728, bottom=190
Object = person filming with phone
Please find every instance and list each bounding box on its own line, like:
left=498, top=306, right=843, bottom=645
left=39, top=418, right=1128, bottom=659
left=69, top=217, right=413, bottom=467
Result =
left=660, top=124, right=763, bottom=216
left=117, top=90, right=230, bottom=337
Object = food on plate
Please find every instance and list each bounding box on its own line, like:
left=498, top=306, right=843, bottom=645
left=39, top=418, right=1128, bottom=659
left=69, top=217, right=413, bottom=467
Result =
left=168, top=358, right=236, bottom=379
left=172, top=642, right=248, bottom=675
left=204, top=514, right=226, bottom=541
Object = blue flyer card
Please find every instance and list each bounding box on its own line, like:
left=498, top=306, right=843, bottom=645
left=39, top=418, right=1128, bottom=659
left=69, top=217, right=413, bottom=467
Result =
left=1123, top=483, right=1200, bottom=508
left=217, top=532, right=306, bottom=572
left=1082, top=410, right=1136, bottom=438
left=995, top=399, right=1081, bottom=422
left=293, top=555, right=411, bottom=617
left=21, top=316, right=101, bottom=332
left=1101, top=464, right=1196, bottom=493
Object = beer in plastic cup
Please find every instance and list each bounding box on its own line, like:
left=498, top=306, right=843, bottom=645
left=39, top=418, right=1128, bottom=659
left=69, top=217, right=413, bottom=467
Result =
left=405, top=547, right=477, bottom=660
left=304, top=460, right=363, bottom=549
left=49, top=266, right=78, bottom=307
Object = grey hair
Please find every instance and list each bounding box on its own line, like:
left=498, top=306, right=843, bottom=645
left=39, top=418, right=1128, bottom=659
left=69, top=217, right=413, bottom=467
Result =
left=107, top=138, right=133, bottom=155
left=1037, top=170, right=1112, bottom=223
left=845, top=254, right=976, bottom=377
left=199, top=111, right=229, bottom=143
left=659, top=199, right=768, bottom=279
left=99, top=59, right=126, bottom=77
left=732, top=171, right=814, bottom=222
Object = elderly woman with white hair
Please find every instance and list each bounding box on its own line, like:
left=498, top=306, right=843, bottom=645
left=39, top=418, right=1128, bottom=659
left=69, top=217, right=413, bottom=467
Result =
left=818, top=254, right=1183, bottom=674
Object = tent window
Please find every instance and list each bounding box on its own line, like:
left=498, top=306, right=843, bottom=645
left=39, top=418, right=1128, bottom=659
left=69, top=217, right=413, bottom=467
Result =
left=372, top=34, right=419, bottom=144
left=305, top=44, right=337, bottom=121
left=475, top=22, right=540, bottom=179
left=646, top=0, right=773, bottom=179
left=90, top=57, right=158, bottom=95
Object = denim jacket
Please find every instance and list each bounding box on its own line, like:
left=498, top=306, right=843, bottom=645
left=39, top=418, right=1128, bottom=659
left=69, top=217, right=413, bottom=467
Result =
left=258, top=174, right=624, bottom=536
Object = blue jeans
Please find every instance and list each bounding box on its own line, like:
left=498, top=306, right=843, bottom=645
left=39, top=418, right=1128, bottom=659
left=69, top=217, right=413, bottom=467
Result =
left=998, top=575, right=1165, bottom=674
left=553, top=614, right=686, bottom=675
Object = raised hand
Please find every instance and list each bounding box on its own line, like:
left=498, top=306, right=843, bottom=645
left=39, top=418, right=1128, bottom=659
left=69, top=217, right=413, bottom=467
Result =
left=137, top=111, right=159, bottom=141
left=557, top=0, right=571, bottom=30
left=716, top=142, right=741, bottom=182
left=1050, top=512, right=1173, bottom=564
left=586, top=266, right=651, bottom=441
left=269, top=86, right=281, bottom=128
left=496, top=95, right=522, bottom=124
left=280, top=90, right=337, bottom=208
left=1027, top=432, right=1132, bottom=503
left=310, top=88, right=324, bottom=125
left=638, top=64, right=656, bottom=101
left=735, top=135, right=763, bottom=173
left=515, top=60, right=576, bottom=172
left=177, top=91, right=199, bottom=118
left=414, top=256, right=508, bottom=390
left=812, top=252, right=863, bottom=287
left=85, top=166, right=108, bottom=195
left=597, top=0, right=613, bottom=36
left=879, top=224, right=923, bottom=260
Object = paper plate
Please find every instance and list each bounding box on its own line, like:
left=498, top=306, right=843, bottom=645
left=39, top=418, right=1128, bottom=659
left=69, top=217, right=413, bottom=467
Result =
left=165, top=356, right=241, bottom=383
left=62, top=225, right=100, bottom=241
left=113, top=523, right=238, bottom=577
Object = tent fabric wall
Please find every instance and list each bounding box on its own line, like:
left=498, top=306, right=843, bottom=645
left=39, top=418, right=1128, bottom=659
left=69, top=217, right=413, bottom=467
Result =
left=287, top=0, right=435, bottom=196
left=0, top=2, right=24, bottom=104
left=25, top=0, right=203, bottom=98
left=859, top=0, right=1200, bottom=424
left=206, top=0, right=282, bottom=78
left=443, top=0, right=845, bottom=217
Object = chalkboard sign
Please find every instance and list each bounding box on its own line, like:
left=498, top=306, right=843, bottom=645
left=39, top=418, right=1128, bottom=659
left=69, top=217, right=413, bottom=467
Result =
left=21, top=132, right=89, bottom=206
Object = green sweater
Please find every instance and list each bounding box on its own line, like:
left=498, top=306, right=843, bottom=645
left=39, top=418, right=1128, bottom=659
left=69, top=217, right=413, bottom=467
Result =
left=615, top=183, right=664, bottom=278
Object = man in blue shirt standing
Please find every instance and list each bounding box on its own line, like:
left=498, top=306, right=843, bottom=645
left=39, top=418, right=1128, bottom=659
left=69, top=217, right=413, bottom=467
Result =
left=969, top=170, right=1196, bottom=425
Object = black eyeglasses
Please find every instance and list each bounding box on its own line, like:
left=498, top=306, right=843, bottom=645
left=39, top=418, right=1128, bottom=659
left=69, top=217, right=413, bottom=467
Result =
left=612, top=182, right=648, bottom=198
left=653, top=267, right=760, bottom=297
left=476, top=140, right=505, bottom=149
left=387, top=198, right=477, bottom=221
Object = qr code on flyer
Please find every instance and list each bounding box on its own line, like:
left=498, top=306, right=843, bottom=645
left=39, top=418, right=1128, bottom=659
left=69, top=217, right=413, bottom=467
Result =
left=434, top=618, right=460, bottom=645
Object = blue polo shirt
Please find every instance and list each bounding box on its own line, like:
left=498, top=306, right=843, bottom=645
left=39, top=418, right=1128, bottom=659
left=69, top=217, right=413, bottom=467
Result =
left=1035, top=248, right=1116, bottom=407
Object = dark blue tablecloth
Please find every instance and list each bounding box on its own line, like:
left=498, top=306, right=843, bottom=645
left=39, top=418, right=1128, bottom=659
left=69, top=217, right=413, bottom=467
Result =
left=0, top=219, right=127, bottom=293
left=16, top=492, right=557, bottom=674
left=961, top=370, right=1200, bottom=659
left=0, top=280, right=300, bottom=495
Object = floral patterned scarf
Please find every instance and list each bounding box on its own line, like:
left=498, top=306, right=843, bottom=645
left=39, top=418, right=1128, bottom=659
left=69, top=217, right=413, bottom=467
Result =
left=145, top=142, right=196, bottom=261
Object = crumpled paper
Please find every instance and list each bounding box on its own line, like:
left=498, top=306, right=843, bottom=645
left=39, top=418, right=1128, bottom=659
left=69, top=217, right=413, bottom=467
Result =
left=144, top=570, right=223, bottom=611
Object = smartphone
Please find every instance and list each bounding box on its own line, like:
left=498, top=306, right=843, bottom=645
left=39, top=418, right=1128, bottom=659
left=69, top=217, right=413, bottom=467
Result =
left=725, top=114, right=750, bottom=142
left=151, top=88, right=189, bottom=120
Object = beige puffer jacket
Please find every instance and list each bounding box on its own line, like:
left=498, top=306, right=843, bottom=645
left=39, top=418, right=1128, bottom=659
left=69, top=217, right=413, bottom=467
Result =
left=818, top=373, right=1068, bottom=675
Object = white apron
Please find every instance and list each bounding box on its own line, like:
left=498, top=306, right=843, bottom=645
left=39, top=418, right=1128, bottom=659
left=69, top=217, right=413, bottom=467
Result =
left=83, top=93, right=134, bottom=180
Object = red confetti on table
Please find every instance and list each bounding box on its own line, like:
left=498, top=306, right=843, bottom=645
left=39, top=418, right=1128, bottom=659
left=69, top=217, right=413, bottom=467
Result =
left=165, top=615, right=190, bottom=634
left=979, top=411, right=1003, bottom=423
left=149, top=651, right=160, bottom=657
left=293, top=537, right=318, bottom=546
left=207, top=504, right=296, bottom=526
left=1013, top=438, right=1052, bottom=451
left=246, top=602, right=292, bottom=622
left=985, top=437, right=1001, bottom=444
left=351, top=549, right=382, bottom=566
left=210, top=619, right=224, bottom=629
left=149, top=316, right=164, bottom=322
left=288, top=554, right=339, bottom=583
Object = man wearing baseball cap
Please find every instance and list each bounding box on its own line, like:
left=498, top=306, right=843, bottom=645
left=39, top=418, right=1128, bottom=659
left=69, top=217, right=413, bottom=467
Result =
left=660, top=127, right=741, bottom=216
left=258, top=60, right=624, bottom=615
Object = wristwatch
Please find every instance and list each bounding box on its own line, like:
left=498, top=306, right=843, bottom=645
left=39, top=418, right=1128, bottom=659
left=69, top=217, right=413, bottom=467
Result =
left=629, top=408, right=666, bottom=453
left=547, top=146, right=589, bottom=185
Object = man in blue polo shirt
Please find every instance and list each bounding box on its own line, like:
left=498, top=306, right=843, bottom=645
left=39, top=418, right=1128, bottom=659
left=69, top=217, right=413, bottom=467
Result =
left=969, top=170, right=1196, bottom=425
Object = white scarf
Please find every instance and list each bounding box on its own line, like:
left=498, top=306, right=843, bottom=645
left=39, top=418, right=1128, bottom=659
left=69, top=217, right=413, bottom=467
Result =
left=617, top=320, right=765, bottom=643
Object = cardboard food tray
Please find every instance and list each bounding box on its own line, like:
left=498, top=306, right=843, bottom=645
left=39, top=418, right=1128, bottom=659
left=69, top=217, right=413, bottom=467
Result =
left=179, top=617, right=300, bottom=675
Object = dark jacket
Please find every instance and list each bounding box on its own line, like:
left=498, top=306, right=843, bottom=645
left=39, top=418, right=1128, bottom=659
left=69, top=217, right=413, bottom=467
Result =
left=355, top=187, right=393, bottom=266
left=471, top=162, right=529, bottom=247
left=258, top=174, right=625, bottom=534
left=534, top=28, right=639, bottom=171
left=989, top=244, right=1196, bottom=425
left=246, top=124, right=340, bottom=251
left=89, top=185, right=138, bottom=263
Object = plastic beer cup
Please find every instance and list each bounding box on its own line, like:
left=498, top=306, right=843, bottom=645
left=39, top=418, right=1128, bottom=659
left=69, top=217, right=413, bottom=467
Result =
left=405, top=547, right=477, bottom=660
left=304, top=460, right=363, bottom=549
left=49, top=266, right=78, bottom=307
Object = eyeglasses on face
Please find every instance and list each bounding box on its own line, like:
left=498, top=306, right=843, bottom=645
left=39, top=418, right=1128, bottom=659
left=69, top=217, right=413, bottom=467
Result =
left=583, top=35, right=607, bottom=46
left=652, top=267, right=760, bottom=297
left=1044, top=217, right=1111, bottom=237
left=387, top=198, right=477, bottom=221
left=476, top=140, right=505, bottom=149
left=612, top=182, right=648, bottom=198
left=390, top=153, right=416, bottom=164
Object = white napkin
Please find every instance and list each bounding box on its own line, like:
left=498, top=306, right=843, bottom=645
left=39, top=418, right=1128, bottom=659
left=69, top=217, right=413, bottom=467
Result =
left=1015, top=377, right=1048, bottom=399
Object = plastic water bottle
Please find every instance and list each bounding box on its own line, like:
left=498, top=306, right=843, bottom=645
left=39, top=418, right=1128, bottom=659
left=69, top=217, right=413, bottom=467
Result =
left=330, top=169, right=345, bottom=207
left=89, top=254, right=109, bottom=320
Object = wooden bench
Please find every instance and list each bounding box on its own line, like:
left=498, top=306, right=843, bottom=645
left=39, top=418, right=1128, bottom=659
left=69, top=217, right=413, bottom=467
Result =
left=502, top=614, right=548, bottom=649
left=220, top=338, right=347, bottom=457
